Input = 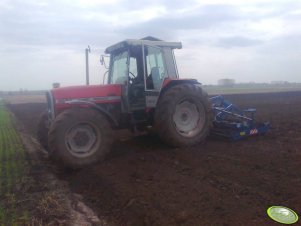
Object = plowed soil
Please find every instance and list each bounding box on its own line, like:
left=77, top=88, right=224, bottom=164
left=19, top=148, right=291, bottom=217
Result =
left=8, top=91, right=301, bottom=226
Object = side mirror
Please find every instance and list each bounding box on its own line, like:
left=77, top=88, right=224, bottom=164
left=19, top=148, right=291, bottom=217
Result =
left=100, top=55, right=109, bottom=69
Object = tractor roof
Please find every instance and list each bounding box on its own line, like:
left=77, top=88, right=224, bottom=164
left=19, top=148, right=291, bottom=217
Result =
left=105, top=36, right=182, bottom=54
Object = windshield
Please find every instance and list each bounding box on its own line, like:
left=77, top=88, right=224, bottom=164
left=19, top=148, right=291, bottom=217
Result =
left=109, top=49, right=128, bottom=84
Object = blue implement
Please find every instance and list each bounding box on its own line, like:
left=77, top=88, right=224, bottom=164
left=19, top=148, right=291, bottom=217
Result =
left=210, top=96, right=270, bottom=141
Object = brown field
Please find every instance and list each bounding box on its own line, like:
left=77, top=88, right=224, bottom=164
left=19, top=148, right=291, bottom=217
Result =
left=7, top=91, right=301, bottom=226
left=3, top=94, right=46, bottom=104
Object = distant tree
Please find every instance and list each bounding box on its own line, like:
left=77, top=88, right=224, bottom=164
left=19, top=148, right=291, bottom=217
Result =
left=271, top=81, right=289, bottom=85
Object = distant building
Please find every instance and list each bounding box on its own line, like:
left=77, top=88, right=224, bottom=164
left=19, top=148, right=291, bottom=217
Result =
left=218, top=79, right=235, bottom=86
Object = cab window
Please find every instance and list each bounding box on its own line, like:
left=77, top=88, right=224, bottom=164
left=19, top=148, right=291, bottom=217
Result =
left=144, top=46, right=167, bottom=90
left=109, top=50, right=128, bottom=84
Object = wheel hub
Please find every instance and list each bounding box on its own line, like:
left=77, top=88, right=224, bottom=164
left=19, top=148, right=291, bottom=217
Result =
left=65, top=123, right=99, bottom=157
left=173, top=100, right=205, bottom=137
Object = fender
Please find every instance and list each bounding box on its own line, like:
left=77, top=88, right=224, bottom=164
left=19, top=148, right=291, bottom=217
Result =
left=46, top=91, right=55, bottom=121
left=160, top=78, right=200, bottom=97
left=144, top=79, right=201, bottom=108
left=64, top=100, right=119, bottom=127
left=45, top=91, right=119, bottom=127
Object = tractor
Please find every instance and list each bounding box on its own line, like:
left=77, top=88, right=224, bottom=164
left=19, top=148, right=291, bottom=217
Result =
left=37, top=37, right=212, bottom=169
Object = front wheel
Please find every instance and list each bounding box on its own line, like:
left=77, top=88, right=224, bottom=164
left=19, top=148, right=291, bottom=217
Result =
left=154, top=84, right=211, bottom=147
left=48, top=108, right=113, bottom=169
left=37, top=111, right=50, bottom=151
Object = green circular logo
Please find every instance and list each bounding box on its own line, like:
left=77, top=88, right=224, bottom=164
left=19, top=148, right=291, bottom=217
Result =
left=267, top=206, right=299, bottom=224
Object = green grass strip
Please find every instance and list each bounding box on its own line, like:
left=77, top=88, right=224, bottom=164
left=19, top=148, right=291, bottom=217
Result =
left=0, top=102, right=29, bottom=225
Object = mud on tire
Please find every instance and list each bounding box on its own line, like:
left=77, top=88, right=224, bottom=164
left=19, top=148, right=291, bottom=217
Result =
left=155, top=83, right=211, bottom=147
left=48, top=108, right=113, bottom=169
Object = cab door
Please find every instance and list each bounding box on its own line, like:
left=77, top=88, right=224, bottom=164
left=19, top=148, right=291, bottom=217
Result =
left=127, top=45, right=146, bottom=110
left=143, top=45, right=168, bottom=108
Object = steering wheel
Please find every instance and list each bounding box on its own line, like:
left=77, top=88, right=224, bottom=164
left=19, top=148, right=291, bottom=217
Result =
left=129, top=72, right=136, bottom=84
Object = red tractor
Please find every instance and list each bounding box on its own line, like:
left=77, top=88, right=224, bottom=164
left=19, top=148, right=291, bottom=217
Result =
left=37, top=37, right=211, bottom=168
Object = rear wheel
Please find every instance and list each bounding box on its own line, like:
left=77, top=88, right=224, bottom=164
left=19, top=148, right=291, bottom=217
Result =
left=37, top=111, right=49, bottom=151
left=155, top=83, right=211, bottom=147
left=48, top=108, right=113, bottom=169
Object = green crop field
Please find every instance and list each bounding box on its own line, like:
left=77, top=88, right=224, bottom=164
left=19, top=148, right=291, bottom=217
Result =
left=0, top=100, right=71, bottom=225
left=0, top=101, right=29, bottom=225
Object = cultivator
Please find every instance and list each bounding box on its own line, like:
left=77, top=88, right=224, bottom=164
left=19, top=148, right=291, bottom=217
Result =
left=210, top=96, right=270, bottom=141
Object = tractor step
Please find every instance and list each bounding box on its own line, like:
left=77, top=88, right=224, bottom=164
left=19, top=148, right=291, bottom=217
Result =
left=210, top=95, right=270, bottom=141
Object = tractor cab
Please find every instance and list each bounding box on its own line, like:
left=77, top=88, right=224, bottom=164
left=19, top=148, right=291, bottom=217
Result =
left=104, top=37, right=182, bottom=110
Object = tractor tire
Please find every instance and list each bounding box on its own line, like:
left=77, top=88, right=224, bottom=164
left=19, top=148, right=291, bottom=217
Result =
left=37, top=111, right=50, bottom=151
left=48, top=108, right=113, bottom=169
left=155, top=83, right=211, bottom=147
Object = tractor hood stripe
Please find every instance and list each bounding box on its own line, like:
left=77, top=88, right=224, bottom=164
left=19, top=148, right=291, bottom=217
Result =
left=56, top=96, right=121, bottom=104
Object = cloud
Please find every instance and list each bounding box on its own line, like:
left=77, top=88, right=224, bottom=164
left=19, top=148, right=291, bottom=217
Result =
left=0, top=0, right=301, bottom=90
left=0, top=0, right=119, bottom=50
left=257, top=34, right=301, bottom=55
left=119, top=4, right=241, bottom=37
left=215, top=36, right=264, bottom=48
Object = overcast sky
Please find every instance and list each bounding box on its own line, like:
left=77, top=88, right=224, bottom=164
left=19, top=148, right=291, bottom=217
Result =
left=1, top=0, right=301, bottom=90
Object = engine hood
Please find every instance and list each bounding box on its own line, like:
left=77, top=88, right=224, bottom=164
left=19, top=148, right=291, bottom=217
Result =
left=51, top=84, right=122, bottom=101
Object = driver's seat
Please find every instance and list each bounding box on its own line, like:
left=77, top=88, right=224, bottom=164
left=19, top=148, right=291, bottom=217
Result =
left=147, top=67, right=160, bottom=90
left=151, top=67, right=160, bottom=89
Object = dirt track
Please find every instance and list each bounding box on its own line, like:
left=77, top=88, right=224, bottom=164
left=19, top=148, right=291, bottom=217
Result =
left=8, top=91, right=301, bottom=226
